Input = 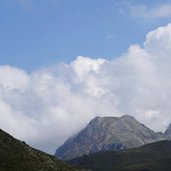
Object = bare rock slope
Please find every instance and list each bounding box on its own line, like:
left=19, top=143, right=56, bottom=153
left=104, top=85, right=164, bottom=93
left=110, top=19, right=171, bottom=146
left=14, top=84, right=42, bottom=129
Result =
left=55, top=115, right=165, bottom=160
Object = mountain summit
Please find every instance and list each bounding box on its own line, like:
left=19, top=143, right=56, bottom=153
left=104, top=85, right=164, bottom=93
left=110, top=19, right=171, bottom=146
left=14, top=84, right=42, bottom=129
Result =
left=55, top=115, right=164, bottom=160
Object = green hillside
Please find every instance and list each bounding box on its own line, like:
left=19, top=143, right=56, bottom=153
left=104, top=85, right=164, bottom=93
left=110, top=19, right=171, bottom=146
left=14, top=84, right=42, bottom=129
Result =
left=68, top=140, right=171, bottom=171
left=0, top=129, right=77, bottom=171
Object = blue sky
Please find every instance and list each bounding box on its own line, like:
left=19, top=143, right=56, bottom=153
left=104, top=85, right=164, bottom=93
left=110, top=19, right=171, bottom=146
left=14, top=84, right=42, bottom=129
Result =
left=1, top=0, right=171, bottom=153
left=1, top=0, right=171, bottom=71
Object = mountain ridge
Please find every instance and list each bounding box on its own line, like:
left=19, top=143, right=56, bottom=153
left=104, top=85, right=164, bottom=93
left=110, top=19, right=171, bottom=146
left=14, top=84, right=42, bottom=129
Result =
left=55, top=115, right=166, bottom=160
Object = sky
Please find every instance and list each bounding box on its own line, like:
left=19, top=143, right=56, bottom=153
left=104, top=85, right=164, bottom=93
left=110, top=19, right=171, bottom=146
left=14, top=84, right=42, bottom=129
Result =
left=1, top=0, right=171, bottom=71
left=1, top=0, right=171, bottom=154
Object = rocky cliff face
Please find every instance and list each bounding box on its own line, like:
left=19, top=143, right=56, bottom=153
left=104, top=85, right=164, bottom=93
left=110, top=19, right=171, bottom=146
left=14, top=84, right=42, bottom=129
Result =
left=55, top=115, right=165, bottom=160
left=164, top=123, right=171, bottom=138
left=0, top=129, right=76, bottom=171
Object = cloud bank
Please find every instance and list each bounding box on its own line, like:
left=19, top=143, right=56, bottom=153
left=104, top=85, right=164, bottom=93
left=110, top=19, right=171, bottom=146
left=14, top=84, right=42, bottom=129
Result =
left=1, top=23, right=171, bottom=153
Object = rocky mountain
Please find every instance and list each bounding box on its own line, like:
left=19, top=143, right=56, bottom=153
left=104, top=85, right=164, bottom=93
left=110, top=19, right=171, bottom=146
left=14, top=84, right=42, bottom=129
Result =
left=0, top=129, right=77, bottom=171
left=68, top=140, right=171, bottom=171
left=164, top=123, right=171, bottom=138
left=55, top=115, right=165, bottom=160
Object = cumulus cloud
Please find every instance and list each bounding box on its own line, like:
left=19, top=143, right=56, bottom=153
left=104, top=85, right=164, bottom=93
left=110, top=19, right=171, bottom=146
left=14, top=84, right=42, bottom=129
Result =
left=1, top=23, right=171, bottom=154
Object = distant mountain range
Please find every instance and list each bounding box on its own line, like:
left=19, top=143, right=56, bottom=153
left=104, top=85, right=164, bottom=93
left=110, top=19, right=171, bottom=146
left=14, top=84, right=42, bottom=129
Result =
left=68, top=140, right=171, bottom=171
left=55, top=115, right=171, bottom=160
left=0, top=129, right=76, bottom=171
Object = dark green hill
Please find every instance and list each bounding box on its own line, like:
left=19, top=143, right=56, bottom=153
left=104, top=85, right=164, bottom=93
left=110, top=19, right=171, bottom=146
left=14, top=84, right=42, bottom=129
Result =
left=0, top=129, right=77, bottom=171
left=68, top=140, right=171, bottom=171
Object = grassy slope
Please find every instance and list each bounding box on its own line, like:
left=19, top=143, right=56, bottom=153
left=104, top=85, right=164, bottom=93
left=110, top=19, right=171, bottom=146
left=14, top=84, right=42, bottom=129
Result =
left=68, top=140, right=171, bottom=171
left=0, top=129, right=77, bottom=171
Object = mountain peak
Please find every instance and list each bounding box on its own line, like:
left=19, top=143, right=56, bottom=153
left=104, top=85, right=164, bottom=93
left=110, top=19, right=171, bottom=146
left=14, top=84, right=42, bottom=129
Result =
left=55, top=115, right=164, bottom=160
left=121, top=114, right=135, bottom=119
left=89, top=115, right=135, bottom=124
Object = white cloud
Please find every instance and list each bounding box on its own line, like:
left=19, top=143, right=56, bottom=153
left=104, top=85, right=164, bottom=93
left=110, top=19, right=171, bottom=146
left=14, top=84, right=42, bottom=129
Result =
left=1, top=23, right=171, bottom=154
left=0, top=66, right=29, bottom=91
left=144, top=23, right=171, bottom=57
left=114, top=2, right=171, bottom=20
left=130, top=4, right=171, bottom=19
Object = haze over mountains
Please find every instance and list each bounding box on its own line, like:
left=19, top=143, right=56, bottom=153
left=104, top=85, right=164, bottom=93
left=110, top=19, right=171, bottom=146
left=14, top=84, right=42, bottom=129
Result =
left=55, top=115, right=171, bottom=160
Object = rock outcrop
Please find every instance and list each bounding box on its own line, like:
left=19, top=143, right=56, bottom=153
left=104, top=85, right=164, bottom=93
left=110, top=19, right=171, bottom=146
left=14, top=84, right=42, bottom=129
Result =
left=55, top=115, right=165, bottom=160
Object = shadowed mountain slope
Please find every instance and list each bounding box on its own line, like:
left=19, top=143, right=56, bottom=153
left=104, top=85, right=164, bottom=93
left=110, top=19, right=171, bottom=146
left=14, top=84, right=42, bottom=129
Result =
left=68, top=140, right=171, bottom=171
left=0, top=129, right=77, bottom=171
